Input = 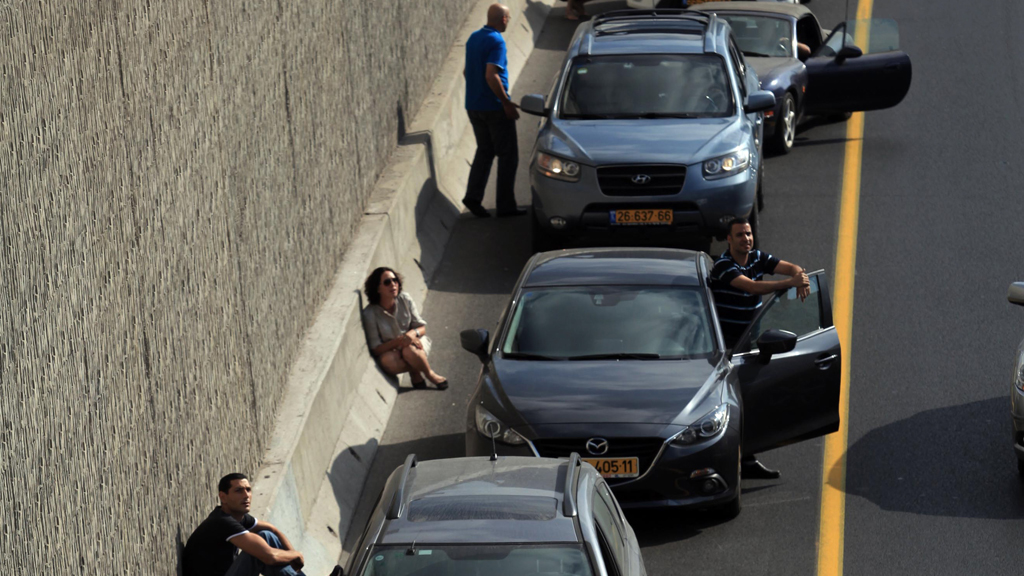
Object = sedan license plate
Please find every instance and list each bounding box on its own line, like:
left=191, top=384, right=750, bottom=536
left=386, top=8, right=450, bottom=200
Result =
left=583, top=457, right=640, bottom=479
left=610, top=209, right=673, bottom=226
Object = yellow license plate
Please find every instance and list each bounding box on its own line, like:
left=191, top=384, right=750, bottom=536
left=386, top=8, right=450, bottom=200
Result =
left=610, top=209, right=673, bottom=226
left=583, top=457, right=640, bottom=479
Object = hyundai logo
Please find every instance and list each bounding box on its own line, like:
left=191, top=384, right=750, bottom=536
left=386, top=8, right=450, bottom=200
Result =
left=631, top=174, right=651, bottom=185
left=585, top=437, right=610, bottom=456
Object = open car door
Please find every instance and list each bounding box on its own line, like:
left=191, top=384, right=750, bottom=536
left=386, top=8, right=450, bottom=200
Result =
left=732, top=271, right=841, bottom=455
left=803, top=18, right=912, bottom=115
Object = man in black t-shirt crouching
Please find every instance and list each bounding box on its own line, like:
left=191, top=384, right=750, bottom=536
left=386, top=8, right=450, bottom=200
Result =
left=183, top=473, right=341, bottom=576
left=710, top=217, right=810, bottom=480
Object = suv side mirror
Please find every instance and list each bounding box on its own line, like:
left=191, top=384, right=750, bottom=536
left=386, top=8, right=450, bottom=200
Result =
left=460, top=329, right=490, bottom=362
left=756, top=329, right=797, bottom=364
left=520, top=94, right=548, bottom=117
left=835, top=44, right=863, bottom=64
left=744, top=90, right=776, bottom=114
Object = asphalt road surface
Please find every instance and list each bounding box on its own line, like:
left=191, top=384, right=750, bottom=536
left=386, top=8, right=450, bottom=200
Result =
left=343, top=1, right=1024, bottom=574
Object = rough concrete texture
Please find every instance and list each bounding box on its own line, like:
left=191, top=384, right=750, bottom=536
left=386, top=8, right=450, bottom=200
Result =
left=0, top=0, right=476, bottom=572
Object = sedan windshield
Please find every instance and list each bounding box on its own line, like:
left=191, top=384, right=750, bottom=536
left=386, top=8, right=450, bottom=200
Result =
left=719, top=15, right=794, bottom=58
left=361, top=545, right=593, bottom=576
left=501, top=286, right=715, bottom=360
left=559, top=54, right=733, bottom=118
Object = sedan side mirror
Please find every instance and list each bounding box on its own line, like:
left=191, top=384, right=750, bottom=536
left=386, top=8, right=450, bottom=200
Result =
left=835, top=44, right=863, bottom=64
left=756, top=329, right=798, bottom=364
left=520, top=94, right=548, bottom=117
left=1009, top=282, right=1024, bottom=306
left=460, top=329, right=490, bottom=362
left=744, top=90, right=776, bottom=114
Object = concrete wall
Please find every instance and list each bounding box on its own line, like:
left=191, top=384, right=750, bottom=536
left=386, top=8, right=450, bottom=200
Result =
left=0, top=0, right=485, bottom=572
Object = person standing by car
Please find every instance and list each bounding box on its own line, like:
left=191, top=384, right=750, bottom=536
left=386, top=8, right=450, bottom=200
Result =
left=462, top=3, right=526, bottom=219
left=710, top=217, right=810, bottom=479
left=362, top=267, right=448, bottom=390
left=182, top=473, right=343, bottom=576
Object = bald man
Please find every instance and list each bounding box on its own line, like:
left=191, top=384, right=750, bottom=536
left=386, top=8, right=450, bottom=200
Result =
left=462, top=3, right=525, bottom=218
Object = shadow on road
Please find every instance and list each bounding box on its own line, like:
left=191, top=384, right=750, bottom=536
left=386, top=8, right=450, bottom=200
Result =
left=835, top=395, right=1024, bottom=519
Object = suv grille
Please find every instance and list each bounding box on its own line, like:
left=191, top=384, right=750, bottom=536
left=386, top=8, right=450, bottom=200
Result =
left=532, top=437, right=664, bottom=483
left=597, top=165, right=686, bottom=196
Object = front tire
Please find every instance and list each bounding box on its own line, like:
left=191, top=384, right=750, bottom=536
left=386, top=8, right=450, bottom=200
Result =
left=770, top=93, right=796, bottom=155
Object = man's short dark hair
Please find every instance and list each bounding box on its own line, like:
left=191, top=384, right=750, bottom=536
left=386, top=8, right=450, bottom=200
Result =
left=218, top=473, right=248, bottom=494
left=726, top=217, right=749, bottom=236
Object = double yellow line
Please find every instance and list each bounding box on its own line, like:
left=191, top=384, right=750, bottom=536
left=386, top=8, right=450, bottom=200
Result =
left=816, top=1, right=873, bottom=575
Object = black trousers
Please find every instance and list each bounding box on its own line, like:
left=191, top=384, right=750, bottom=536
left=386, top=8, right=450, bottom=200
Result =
left=464, top=109, right=519, bottom=213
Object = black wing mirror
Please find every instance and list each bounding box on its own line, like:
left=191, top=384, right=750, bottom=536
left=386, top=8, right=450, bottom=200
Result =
left=835, top=44, right=863, bottom=64
left=520, top=94, right=549, bottom=117
left=756, top=329, right=797, bottom=364
left=460, top=329, right=490, bottom=363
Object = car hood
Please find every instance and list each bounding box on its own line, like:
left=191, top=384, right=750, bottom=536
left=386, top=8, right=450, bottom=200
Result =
left=748, top=57, right=796, bottom=88
left=492, top=358, right=719, bottom=426
left=540, top=117, right=746, bottom=166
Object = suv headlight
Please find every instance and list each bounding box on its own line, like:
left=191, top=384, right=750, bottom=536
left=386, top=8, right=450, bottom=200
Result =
left=669, top=404, right=730, bottom=447
left=535, top=152, right=581, bottom=182
left=1014, top=348, right=1024, bottom=391
left=475, top=405, right=527, bottom=445
left=703, top=149, right=750, bottom=180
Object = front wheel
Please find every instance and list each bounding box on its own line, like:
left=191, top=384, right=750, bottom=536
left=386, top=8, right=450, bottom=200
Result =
left=770, top=93, right=796, bottom=155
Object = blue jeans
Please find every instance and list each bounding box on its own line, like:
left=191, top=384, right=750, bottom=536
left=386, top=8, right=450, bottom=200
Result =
left=224, top=530, right=306, bottom=576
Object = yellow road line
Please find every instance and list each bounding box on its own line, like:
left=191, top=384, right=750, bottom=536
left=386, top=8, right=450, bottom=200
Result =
left=816, top=2, right=873, bottom=575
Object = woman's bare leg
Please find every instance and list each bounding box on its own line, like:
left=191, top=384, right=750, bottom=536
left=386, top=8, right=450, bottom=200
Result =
left=401, top=346, right=446, bottom=385
left=379, top=350, right=411, bottom=376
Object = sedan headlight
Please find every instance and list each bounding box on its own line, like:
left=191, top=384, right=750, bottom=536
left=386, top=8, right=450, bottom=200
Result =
left=474, top=405, right=527, bottom=445
left=670, top=404, right=730, bottom=447
left=1014, top=348, right=1024, bottom=391
left=703, top=149, right=750, bottom=180
left=535, top=152, right=581, bottom=182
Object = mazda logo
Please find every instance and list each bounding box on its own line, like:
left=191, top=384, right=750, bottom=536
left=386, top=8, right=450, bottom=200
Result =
left=631, top=174, right=651, bottom=185
left=585, top=437, right=610, bottom=456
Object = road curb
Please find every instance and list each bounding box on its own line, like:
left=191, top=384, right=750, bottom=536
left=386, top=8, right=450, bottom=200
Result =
left=249, top=1, right=556, bottom=573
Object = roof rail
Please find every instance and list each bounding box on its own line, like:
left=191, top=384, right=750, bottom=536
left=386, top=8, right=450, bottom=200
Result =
left=592, top=9, right=711, bottom=25
left=386, top=453, right=418, bottom=520
left=562, top=452, right=582, bottom=518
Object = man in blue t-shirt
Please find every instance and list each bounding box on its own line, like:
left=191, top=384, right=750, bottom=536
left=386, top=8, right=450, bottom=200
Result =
left=709, top=217, right=809, bottom=479
left=462, top=3, right=525, bottom=218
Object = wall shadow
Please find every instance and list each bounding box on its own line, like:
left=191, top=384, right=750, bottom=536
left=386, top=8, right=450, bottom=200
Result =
left=837, top=396, right=1024, bottom=519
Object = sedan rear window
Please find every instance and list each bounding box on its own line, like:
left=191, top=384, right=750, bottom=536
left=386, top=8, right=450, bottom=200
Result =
left=501, top=286, right=715, bottom=359
left=560, top=54, right=733, bottom=119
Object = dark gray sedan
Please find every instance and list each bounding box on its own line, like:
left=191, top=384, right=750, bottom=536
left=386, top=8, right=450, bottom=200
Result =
left=694, top=1, right=913, bottom=154
left=461, top=248, right=842, bottom=515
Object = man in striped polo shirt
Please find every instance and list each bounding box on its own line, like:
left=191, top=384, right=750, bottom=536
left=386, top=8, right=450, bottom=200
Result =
left=710, top=217, right=809, bottom=479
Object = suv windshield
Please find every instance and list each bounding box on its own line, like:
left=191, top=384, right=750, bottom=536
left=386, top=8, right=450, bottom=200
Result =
left=559, top=54, right=733, bottom=119
left=719, top=15, right=793, bottom=58
left=361, top=545, right=593, bottom=576
left=501, top=286, right=715, bottom=360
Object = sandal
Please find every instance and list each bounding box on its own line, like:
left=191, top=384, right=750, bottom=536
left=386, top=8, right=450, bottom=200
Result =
left=433, top=379, right=449, bottom=390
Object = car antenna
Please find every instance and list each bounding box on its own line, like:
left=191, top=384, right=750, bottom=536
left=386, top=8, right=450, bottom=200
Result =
left=406, top=541, right=417, bottom=556
left=485, top=421, right=501, bottom=462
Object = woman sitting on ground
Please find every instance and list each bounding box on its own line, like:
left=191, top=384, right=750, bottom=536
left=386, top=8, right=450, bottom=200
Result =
left=362, top=267, right=448, bottom=390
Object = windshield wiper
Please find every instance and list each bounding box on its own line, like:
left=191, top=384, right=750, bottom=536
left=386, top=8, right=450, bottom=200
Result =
left=636, top=112, right=700, bottom=119
left=742, top=51, right=775, bottom=58
left=566, top=353, right=662, bottom=360
left=502, top=352, right=564, bottom=360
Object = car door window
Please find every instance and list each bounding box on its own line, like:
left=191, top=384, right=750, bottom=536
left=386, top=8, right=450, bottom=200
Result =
left=592, top=484, right=627, bottom=576
left=738, top=274, right=826, bottom=354
left=796, top=16, right=823, bottom=53
left=726, top=39, right=747, bottom=100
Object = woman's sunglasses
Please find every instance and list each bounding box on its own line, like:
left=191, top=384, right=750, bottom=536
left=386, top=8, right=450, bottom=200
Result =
left=382, top=278, right=400, bottom=287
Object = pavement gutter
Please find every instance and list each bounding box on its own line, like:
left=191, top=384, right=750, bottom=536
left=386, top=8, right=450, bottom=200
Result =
left=248, top=2, right=556, bottom=574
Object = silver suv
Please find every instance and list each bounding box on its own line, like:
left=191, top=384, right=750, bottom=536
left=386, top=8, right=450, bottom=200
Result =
left=345, top=454, right=647, bottom=576
left=520, top=10, right=775, bottom=252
